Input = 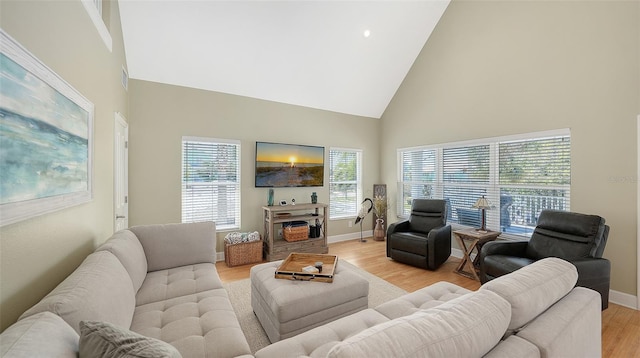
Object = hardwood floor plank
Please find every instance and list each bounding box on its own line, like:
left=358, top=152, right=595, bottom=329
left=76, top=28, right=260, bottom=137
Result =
left=216, top=237, right=639, bottom=357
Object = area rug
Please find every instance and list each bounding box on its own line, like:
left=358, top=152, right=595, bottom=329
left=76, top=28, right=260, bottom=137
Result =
left=223, top=260, right=407, bottom=353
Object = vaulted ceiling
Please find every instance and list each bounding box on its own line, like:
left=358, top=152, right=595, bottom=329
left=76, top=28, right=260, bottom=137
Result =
left=119, top=1, right=450, bottom=119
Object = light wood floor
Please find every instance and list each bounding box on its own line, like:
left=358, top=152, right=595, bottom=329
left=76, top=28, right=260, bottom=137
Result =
left=216, top=238, right=640, bottom=357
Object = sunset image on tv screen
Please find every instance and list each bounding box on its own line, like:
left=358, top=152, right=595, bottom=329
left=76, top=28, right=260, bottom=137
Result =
left=255, top=142, right=324, bottom=187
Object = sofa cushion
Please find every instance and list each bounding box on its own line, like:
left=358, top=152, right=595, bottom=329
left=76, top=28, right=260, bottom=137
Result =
left=79, top=320, right=181, bottom=358
left=374, top=281, right=471, bottom=320
left=484, top=335, right=540, bottom=358
left=96, top=229, right=148, bottom=292
left=136, top=263, right=223, bottom=306
left=130, top=288, right=251, bottom=358
left=326, top=290, right=510, bottom=358
left=480, top=257, right=578, bottom=332
left=130, top=222, right=216, bottom=272
left=254, top=308, right=390, bottom=358
left=19, top=251, right=136, bottom=334
left=0, top=312, right=78, bottom=358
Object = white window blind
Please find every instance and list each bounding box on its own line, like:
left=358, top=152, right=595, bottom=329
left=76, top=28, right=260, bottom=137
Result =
left=398, top=129, right=570, bottom=237
left=443, top=144, right=491, bottom=228
left=182, top=137, right=241, bottom=230
left=398, top=149, right=436, bottom=217
left=329, top=148, right=362, bottom=219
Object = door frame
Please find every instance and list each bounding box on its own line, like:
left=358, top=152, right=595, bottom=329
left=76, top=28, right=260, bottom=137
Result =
left=114, top=112, right=129, bottom=231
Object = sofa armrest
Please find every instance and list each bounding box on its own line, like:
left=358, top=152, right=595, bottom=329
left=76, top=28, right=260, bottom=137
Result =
left=516, top=287, right=601, bottom=357
left=130, top=221, right=217, bottom=272
left=427, top=225, right=452, bottom=269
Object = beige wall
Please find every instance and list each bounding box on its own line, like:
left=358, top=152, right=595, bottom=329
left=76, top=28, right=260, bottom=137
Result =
left=0, top=0, right=638, bottom=335
left=0, top=0, right=129, bottom=331
left=381, top=0, right=640, bottom=296
left=128, top=80, right=380, bottom=252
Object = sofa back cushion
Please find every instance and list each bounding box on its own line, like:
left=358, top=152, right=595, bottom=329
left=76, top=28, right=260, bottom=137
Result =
left=480, top=257, right=577, bottom=332
left=130, top=222, right=216, bottom=272
left=327, top=290, right=510, bottom=358
left=19, top=251, right=136, bottom=334
left=96, top=229, right=148, bottom=292
left=0, top=312, right=78, bottom=358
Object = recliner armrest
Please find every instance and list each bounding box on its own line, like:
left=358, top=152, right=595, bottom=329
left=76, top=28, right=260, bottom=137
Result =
left=570, top=258, right=611, bottom=309
left=426, top=225, right=452, bottom=270
left=387, top=220, right=410, bottom=235
left=386, top=220, right=410, bottom=257
left=480, top=240, right=529, bottom=259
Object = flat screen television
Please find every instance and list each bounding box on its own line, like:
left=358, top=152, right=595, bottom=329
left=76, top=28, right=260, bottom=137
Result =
left=255, top=142, right=324, bottom=187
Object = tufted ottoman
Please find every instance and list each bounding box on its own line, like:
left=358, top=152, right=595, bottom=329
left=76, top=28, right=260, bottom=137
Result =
left=250, top=259, right=369, bottom=342
left=254, top=281, right=472, bottom=357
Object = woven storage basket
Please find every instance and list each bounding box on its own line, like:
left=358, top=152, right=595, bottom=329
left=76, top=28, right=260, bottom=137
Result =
left=224, top=239, right=263, bottom=267
left=283, top=224, right=309, bottom=242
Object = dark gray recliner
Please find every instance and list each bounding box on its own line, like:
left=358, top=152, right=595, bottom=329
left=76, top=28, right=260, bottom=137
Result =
left=479, top=209, right=610, bottom=309
left=386, top=199, right=451, bottom=270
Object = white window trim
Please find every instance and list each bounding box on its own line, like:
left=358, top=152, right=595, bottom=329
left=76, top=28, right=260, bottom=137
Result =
left=329, top=147, right=363, bottom=220
left=81, top=0, right=112, bottom=52
left=181, top=136, right=241, bottom=231
left=397, top=129, right=571, bottom=238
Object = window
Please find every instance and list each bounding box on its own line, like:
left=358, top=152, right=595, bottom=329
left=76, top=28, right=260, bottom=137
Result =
left=329, top=148, right=362, bottom=219
left=397, top=129, right=570, bottom=237
left=182, top=137, right=241, bottom=230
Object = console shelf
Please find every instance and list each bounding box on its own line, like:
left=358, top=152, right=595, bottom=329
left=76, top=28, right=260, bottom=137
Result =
left=262, top=203, right=328, bottom=261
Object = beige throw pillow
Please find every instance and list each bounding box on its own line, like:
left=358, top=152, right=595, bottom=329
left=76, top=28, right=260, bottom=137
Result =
left=79, top=321, right=181, bottom=358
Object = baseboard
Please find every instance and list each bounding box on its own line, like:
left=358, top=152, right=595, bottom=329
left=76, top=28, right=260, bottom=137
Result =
left=216, top=232, right=373, bottom=262
left=328, top=231, right=373, bottom=244
left=609, top=290, right=638, bottom=310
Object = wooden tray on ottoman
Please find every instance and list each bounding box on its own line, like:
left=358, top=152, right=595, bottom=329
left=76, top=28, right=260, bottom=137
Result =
left=274, top=253, right=338, bottom=283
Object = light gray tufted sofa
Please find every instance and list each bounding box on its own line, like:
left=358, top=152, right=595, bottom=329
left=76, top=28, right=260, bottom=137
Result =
left=1, top=223, right=603, bottom=358
left=0, top=222, right=252, bottom=358
left=255, top=257, right=603, bottom=358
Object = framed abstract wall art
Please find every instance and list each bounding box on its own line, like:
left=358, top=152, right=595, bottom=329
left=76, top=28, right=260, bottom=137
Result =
left=0, top=30, right=94, bottom=226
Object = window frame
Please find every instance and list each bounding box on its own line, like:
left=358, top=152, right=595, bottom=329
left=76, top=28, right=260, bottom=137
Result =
left=397, top=129, right=570, bottom=238
left=181, top=136, right=241, bottom=231
left=328, top=147, right=363, bottom=220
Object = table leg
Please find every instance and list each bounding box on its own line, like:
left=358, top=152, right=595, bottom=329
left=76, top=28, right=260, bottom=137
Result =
left=454, top=235, right=480, bottom=281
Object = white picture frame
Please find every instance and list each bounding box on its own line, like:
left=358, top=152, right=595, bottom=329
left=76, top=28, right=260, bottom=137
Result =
left=0, top=30, right=94, bottom=226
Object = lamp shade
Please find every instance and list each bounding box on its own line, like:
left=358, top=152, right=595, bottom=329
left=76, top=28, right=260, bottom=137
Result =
left=472, top=195, right=493, bottom=210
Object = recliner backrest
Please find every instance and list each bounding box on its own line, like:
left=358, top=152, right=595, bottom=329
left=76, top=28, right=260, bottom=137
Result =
left=526, top=210, right=608, bottom=260
left=408, top=199, right=446, bottom=235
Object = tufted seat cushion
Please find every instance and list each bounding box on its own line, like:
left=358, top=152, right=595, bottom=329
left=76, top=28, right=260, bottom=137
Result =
left=136, top=263, right=224, bottom=306
left=130, top=287, right=251, bottom=358
left=374, top=281, right=471, bottom=319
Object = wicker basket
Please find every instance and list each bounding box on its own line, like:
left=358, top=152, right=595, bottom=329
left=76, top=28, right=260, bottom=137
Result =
left=283, top=224, right=309, bottom=242
left=224, top=239, right=263, bottom=267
